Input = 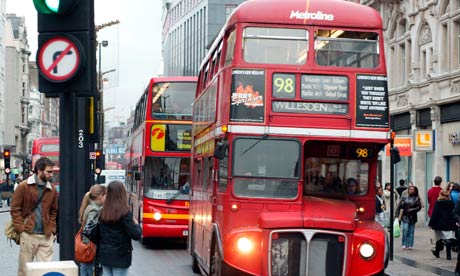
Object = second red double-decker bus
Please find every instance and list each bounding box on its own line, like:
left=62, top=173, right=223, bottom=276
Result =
left=126, top=76, right=197, bottom=244
left=190, top=0, right=390, bottom=275
left=31, top=136, right=60, bottom=192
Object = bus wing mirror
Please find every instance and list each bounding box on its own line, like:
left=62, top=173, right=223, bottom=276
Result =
left=134, top=172, right=141, bottom=181
left=99, top=175, right=106, bottom=184
left=214, top=142, right=227, bottom=160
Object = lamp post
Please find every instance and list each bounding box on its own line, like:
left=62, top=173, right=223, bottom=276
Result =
left=97, top=40, right=108, bottom=152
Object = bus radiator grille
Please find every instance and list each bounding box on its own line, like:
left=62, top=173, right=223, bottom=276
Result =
left=270, top=231, right=345, bottom=276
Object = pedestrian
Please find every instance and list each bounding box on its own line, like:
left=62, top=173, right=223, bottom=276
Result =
left=78, top=184, right=107, bottom=276
left=454, top=197, right=460, bottom=275
left=375, top=186, right=389, bottom=227
left=396, top=179, right=407, bottom=198
left=428, top=176, right=443, bottom=217
left=396, top=185, right=422, bottom=250
left=383, top=182, right=398, bottom=212
left=97, top=181, right=141, bottom=275
left=429, top=190, right=457, bottom=260
left=10, top=157, right=58, bottom=276
left=451, top=183, right=460, bottom=204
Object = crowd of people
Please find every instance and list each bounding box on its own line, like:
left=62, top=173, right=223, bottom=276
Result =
left=375, top=175, right=460, bottom=275
left=8, top=157, right=141, bottom=276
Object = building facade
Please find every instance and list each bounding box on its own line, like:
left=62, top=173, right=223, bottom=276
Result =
left=359, top=0, right=460, bottom=223
left=3, top=14, right=30, bottom=173
left=0, top=0, right=6, bottom=157
left=162, top=0, right=245, bottom=76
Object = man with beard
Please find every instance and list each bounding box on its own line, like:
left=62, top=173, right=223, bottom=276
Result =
left=10, top=157, right=58, bottom=276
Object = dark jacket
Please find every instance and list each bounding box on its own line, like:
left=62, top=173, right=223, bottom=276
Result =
left=429, top=199, right=457, bottom=231
left=10, top=175, right=58, bottom=237
left=98, top=212, right=141, bottom=268
left=397, top=195, right=422, bottom=224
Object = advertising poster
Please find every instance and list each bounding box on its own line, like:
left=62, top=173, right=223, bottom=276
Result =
left=230, top=69, right=265, bottom=122
left=356, top=75, right=389, bottom=128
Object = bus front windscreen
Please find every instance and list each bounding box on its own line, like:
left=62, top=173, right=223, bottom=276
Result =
left=151, top=82, right=196, bottom=120
left=143, top=157, right=190, bottom=200
left=232, top=138, right=300, bottom=199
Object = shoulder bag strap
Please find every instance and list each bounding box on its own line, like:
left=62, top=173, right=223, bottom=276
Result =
left=28, top=186, right=47, bottom=217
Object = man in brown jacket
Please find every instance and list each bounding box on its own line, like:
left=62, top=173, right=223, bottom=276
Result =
left=10, top=157, right=58, bottom=276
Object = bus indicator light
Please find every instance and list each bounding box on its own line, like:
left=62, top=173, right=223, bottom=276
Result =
left=230, top=203, right=239, bottom=212
left=237, top=237, right=253, bottom=253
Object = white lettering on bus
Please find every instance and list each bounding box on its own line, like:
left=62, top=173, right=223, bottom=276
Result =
left=290, top=10, right=334, bottom=21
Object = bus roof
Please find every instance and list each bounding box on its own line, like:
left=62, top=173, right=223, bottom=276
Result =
left=229, top=0, right=382, bottom=28
left=33, top=136, right=59, bottom=144
left=201, top=0, right=383, bottom=70
left=149, top=76, right=197, bottom=86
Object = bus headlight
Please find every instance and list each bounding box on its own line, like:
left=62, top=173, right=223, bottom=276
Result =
left=153, top=212, right=162, bottom=221
left=237, top=237, right=254, bottom=253
left=359, top=242, right=375, bottom=259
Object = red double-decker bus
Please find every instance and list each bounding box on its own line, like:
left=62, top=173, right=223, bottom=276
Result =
left=31, top=136, right=60, bottom=192
left=190, top=0, right=390, bottom=275
left=125, top=76, right=196, bottom=244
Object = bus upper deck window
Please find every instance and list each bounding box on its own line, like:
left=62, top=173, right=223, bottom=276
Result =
left=315, top=30, right=379, bottom=68
left=243, top=27, right=308, bottom=65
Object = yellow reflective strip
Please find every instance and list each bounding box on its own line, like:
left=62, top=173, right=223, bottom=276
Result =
left=143, top=213, right=189, bottom=220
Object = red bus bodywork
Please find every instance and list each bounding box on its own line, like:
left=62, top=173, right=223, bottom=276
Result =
left=190, top=0, right=389, bottom=275
left=31, top=136, right=60, bottom=192
left=126, top=77, right=197, bottom=242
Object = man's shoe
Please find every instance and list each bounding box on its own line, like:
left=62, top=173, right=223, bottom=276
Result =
left=431, top=250, right=440, bottom=258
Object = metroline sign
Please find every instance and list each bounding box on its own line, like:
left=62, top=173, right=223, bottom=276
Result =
left=290, top=10, right=334, bottom=21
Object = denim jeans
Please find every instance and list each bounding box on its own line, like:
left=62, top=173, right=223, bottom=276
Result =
left=102, top=266, right=129, bottom=276
left=402, top=222, right=415, bottom=247
left=79, top=261, right=94, bottom=276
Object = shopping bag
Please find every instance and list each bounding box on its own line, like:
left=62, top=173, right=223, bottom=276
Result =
left=380, top=211, right=390, bottom=228
left=393, top=218, right=401, bottom=238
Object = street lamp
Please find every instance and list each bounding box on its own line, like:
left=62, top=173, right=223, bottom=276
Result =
left=97, top=40, right=109, bottom=152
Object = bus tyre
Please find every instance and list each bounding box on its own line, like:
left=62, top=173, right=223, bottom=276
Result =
left=191, top=254, right=200, bottom=274
left=210, top=243, right=222, bottom=276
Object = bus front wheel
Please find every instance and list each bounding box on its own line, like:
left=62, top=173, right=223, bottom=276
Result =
left=210, top=243, right=222, bottom=276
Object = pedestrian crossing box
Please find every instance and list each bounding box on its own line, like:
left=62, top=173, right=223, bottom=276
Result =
left=25, top=261, right=78, bottom=276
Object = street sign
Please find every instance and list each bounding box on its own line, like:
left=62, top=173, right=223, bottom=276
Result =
left=89, top=151, right=96, bottom=159
left=37, top=36, right=82, bottom=82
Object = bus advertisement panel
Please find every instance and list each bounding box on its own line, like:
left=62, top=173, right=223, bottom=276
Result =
left=189, top=0, right=390, bottom=275
left=126, top=77, right=196, bottom=243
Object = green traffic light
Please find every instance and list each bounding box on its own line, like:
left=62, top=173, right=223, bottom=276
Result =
left=33, top=0, right=63, bottom=14
left=45, top=0, right=60, bottom=13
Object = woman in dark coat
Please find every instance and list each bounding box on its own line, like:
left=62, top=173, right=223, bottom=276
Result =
left=396, top=185, right=422, bottom=250
left=429, top=190, right=457, bottom=260
left=97, top=181, right=141, bottom=276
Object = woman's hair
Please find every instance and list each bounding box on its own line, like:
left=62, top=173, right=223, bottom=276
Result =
left=438, top=190, right=451, bottom=200
left=408, top=185, right=419, bottom=197
left=346, top=178, right=361, bottom=194
left=100, top=181, right=130, bottom=223
left=78, top=184, right=106, bottom=224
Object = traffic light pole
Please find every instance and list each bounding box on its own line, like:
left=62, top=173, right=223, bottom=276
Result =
left=59, top=92, right=78, bottom=260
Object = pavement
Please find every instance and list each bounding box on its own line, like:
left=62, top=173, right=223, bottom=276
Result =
left=384, top=225, right=457, bottom=276
left=1, top=201, right=458, bottom=276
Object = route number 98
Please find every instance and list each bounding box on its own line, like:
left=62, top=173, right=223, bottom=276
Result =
left=272, top=74, right=295, bottom=98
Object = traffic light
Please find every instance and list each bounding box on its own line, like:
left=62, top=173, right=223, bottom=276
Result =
left=4, top=149, right=11, bottom=174
left=34, top=0, right=96, bottom=96
left=94, top=150, right=102, bottom=175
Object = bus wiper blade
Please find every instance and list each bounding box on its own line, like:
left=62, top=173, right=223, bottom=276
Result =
left=166, top=190, right=181, bottom=204
left=240, top=134, right=268, bottom=156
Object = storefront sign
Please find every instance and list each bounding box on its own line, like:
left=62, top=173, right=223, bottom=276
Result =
left=414, top=130, right=434, bottom=151
left=449, top=132, right=460, bottom=145
left=386, top=137, right=412, bottom=156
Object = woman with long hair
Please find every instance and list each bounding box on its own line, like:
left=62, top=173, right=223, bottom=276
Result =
left=429, top=190, right=457, bottom=260
left=97, top=181, right=141, bottom=276
left=397, top=185, right=422, bottom=250
left=78, top=184, right=106, bottom=276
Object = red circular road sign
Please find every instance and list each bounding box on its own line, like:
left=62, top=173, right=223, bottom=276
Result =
left=37, top=36, right=82, bottom=82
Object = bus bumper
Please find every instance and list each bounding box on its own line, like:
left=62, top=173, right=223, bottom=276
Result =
left=143, top=223, right=189, bottom=238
